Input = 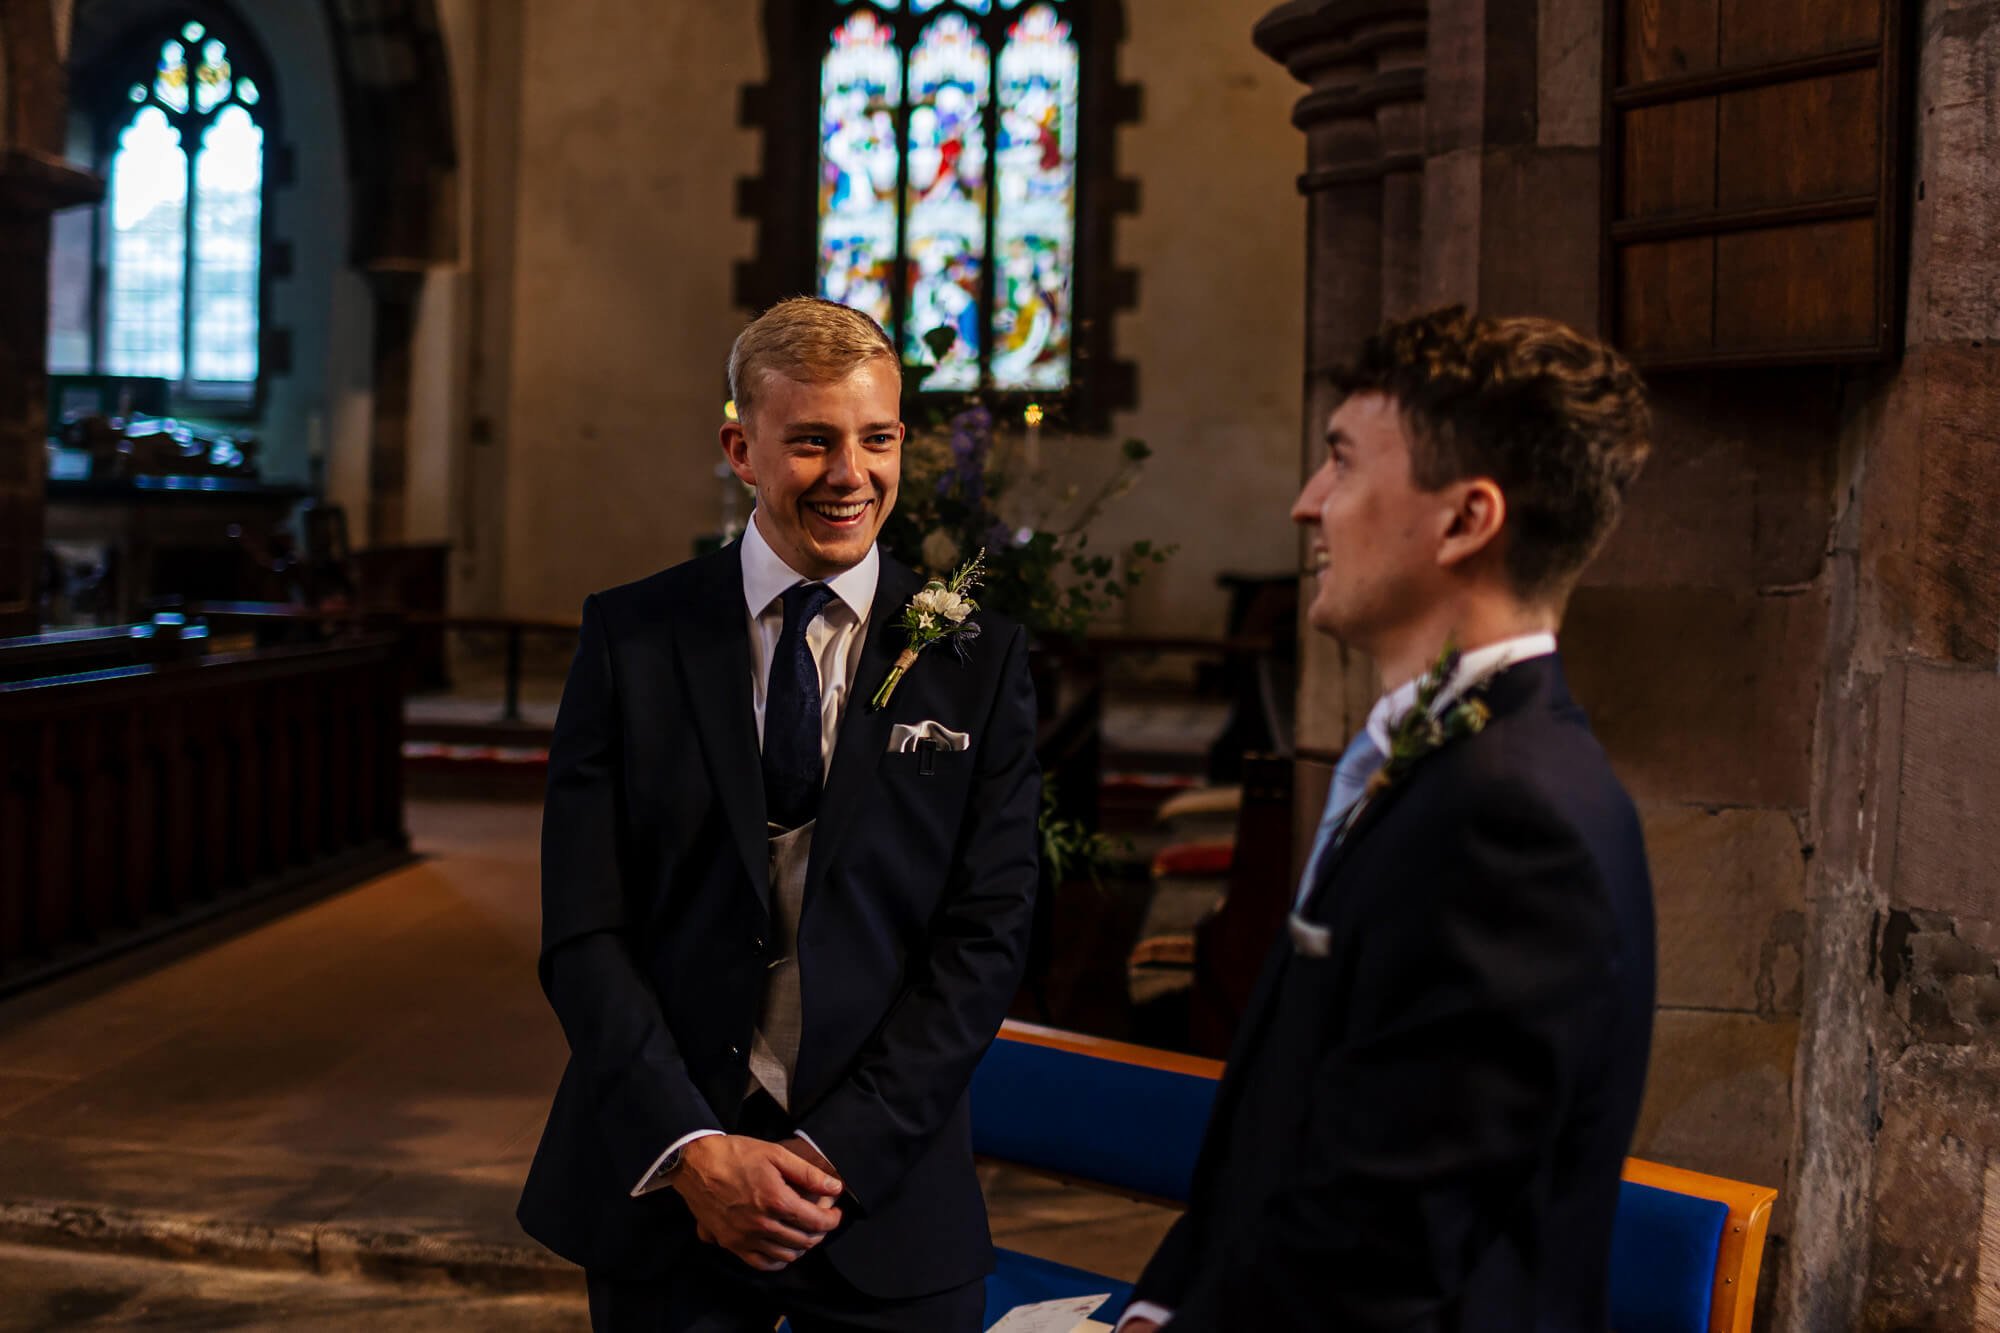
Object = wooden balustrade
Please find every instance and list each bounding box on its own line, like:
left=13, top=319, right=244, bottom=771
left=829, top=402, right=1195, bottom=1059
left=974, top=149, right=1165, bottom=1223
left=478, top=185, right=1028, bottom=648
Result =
left=0, top=636, right=409, bottom=994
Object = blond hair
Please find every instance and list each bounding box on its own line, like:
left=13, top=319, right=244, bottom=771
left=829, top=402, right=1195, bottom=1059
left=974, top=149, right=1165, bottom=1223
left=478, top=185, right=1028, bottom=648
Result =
left=728, top=297, right=900, bottom=417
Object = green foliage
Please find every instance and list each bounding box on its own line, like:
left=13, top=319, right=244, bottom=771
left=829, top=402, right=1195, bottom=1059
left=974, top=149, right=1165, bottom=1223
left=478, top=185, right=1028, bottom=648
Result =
left=879, top=375, right=1176, bottom=641
left=1039, top=781, right=1123, bottom=887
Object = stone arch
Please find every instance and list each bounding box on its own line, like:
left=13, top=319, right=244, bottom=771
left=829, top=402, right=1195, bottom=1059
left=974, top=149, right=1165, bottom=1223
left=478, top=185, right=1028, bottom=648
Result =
left=67, top=0, right=458, bottom=269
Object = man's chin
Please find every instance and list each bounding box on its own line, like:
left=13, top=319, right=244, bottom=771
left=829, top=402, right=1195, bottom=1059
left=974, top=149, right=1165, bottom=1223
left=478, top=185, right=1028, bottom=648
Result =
left=802, top=534, right=878, bottom=576
left=1305, top=595, right=1345, bottom=640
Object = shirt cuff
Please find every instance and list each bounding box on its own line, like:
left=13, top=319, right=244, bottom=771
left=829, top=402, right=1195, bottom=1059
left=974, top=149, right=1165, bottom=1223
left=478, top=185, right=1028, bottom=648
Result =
left=1115, top=1301, right=1173, bottom=1331
left=630, top=1127, right=724, bottom=1197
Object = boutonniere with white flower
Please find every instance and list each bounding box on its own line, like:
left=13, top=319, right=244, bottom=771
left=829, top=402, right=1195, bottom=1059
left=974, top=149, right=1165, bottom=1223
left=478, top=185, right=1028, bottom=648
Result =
left=1328, top=639, right=1493, bottom=849
left=869, top=548, right=986, bottom=711
left=1368, top=639, right=1493, bottom=801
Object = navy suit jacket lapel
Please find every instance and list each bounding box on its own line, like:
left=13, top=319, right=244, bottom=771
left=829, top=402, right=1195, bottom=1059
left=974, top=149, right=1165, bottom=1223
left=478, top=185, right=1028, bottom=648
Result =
left=1303, top=654, right=1573, bottom=911
left=1208, top=655, right=1578, bottom=1163
left=674, top=542, right=771, bottom=915
left=806, top=555, right=923, bottom=899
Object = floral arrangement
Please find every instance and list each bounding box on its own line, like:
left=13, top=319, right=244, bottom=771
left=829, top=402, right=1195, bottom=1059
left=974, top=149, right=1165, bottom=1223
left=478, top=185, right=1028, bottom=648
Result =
left=878, top=397, right=1173, bottom=641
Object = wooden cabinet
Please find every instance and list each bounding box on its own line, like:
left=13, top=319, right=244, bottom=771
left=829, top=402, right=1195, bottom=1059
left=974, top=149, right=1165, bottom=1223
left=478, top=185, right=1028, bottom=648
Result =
left=1602, top=0, right=1910, bottom=368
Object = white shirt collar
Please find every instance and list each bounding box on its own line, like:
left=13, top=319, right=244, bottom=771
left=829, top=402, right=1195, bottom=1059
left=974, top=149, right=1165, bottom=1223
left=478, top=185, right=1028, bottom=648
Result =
left=740, top=510, right=879, bottom=624
left=1364, top=631, right=1558, bottom=755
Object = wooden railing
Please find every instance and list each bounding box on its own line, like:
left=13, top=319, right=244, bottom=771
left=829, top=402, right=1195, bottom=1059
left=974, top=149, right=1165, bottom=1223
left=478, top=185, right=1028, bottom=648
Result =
left=0, top=635, right=409, bottom=993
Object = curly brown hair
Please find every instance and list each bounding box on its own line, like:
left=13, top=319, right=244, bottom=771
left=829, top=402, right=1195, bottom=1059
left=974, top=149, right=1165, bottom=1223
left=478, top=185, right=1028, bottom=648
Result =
left=1330, top=306, right=1651, bottom=603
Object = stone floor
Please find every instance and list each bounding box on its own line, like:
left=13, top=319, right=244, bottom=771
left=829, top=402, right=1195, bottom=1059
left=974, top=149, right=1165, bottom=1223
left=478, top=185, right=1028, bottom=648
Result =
left=0, top=799, right=1178, bottom=1328
left=0, top=1243, right=584, bottom=1332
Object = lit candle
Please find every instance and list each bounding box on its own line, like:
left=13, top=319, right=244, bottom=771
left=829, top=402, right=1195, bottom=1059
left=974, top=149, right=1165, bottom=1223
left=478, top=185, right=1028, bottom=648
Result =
left=1023, top=402, right=1043, bottom=471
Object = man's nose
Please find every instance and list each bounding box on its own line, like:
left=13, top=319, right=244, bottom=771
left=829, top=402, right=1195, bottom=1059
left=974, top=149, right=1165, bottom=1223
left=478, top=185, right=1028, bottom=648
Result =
left=826, top=440, right=866, bottom=489
left=1291, top=464, right=1329, bottom=525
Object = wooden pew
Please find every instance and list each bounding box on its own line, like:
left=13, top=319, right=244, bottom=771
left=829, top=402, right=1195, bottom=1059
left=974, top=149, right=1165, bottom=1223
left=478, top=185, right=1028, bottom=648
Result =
left=0, top=634, right=409, bottom=995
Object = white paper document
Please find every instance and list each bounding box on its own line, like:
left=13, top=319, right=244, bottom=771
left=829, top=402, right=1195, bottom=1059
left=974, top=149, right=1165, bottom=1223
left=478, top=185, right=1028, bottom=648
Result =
left=984, top=1294, right=1116, bottom=1333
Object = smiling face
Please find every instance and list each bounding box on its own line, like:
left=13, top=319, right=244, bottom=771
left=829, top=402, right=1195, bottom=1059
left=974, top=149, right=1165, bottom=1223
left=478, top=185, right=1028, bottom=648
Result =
left=721, top=357, right=904, bottom=580
left=1292, top=391, right=1460, bottom=649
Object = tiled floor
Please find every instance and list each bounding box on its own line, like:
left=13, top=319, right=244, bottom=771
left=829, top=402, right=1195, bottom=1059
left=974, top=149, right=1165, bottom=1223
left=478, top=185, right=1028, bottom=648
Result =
left=0, top=798, right=1178, bottom=1321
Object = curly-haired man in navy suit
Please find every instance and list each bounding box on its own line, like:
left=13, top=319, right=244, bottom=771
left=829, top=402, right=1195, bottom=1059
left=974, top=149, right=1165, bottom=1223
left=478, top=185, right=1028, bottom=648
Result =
left=1122, top=308, right=1657, bottom=1332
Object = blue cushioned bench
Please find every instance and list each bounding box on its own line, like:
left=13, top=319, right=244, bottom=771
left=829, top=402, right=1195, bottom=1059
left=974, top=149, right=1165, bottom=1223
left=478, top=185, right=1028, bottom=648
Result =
left=969, top=1020, right=1778, bottom=1333
left=969, top=1022, right=1229, bottom=1327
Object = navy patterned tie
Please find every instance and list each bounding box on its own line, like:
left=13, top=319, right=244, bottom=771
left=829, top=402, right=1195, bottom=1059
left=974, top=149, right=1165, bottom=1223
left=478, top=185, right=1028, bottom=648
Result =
left=762, top=582, right=837, bottom=830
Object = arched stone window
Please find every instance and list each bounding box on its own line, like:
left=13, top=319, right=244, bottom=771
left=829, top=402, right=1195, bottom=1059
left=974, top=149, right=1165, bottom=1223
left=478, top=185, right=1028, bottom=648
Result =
left=47, top=10, right=273, bottom=408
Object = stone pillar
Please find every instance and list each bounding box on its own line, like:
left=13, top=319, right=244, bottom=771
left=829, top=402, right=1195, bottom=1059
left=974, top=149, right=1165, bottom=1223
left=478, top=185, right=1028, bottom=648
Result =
left=1254, top=1, right=1430, bottom=760
left=0, top=188, right=53, bottom=637
left=0, top=1, right=98, bottom=636
left=1256, top=0, right=1607, bottom=764
left=364, top=268, right=424, bottom=546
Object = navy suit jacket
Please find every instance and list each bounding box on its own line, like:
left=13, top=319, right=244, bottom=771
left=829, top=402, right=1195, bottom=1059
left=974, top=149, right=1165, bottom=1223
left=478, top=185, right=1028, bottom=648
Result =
left=1133, top=655, right=1656, bottom=1331
left=517, top=542, right=1041, bottom=1298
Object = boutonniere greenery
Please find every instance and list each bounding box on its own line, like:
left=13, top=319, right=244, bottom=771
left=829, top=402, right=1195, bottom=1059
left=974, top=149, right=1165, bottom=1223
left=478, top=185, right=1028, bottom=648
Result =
left=1363, top=638, right=1494, bottom=804
left=869, top=548, right=987, bottom=711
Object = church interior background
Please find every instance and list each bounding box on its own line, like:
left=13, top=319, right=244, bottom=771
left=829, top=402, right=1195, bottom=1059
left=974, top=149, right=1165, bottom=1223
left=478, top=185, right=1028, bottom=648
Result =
left=1, top=0, right=1998, bottom=1327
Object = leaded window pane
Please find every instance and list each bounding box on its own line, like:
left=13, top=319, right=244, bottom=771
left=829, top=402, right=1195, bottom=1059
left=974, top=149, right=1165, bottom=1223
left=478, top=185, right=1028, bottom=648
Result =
left=904, top=13, right=989, bottom=390
left=992, top=4, right=1077, bottom=390
left=819, top=9, right=904, bottom=330
left=104, top=106, right=188, bottom=379
left=191, top=104, right=263, bottom=383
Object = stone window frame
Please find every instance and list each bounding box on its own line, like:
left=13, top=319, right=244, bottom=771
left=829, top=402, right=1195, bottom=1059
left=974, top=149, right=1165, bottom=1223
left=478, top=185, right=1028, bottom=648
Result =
left=736, top=0, right=1140, bottom=431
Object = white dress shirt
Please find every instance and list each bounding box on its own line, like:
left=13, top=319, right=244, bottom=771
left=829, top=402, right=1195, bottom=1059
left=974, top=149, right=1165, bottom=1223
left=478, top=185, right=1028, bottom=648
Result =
left=630, top=513, right=879, bottom=1197
left=1117, top=631, right=1559, bottom=1332
left=1361, top=632, right=1556, bottom=759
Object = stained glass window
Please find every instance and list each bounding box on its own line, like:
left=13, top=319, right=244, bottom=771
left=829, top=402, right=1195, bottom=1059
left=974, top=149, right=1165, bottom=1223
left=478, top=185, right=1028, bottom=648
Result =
left=49, top=19, right=268, bottom=394
left=816, top=0, right=1083, bottom=396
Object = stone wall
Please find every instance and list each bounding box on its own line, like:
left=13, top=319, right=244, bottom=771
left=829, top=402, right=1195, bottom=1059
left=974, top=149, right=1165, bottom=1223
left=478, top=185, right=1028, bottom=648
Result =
left=1781, top=2, right=2000, bottom=1328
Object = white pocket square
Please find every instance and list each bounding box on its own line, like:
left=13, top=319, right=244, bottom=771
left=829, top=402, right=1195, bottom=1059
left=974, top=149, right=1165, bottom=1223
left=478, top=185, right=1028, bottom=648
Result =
left=889, top=720, right=970, bottom=753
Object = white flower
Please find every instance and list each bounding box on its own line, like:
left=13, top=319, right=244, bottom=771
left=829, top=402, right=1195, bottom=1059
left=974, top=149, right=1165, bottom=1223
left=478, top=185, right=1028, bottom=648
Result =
left=911, top=587, right=948, bottom=616
left=915, top=611, right=937, bottom=630
left=938, top=591, right=972, bottom=623
left=921, top=529, right=960, bottom=573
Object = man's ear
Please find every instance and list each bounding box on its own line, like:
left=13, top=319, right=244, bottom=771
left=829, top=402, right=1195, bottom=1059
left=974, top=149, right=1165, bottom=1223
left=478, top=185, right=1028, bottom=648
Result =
left=1436, top=478, right=1506, bottom=570
left=719, top=422, right=757, bottom=487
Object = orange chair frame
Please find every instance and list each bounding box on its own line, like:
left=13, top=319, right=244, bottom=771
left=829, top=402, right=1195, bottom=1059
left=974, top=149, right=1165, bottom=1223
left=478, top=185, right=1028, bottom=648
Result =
left=1619, top=1157, right=1777, bottom=1333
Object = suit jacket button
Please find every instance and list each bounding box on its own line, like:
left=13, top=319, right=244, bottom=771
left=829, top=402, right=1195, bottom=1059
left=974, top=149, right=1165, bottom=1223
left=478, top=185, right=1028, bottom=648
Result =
left=728, top=1044, right=742, bottom=1058
left=752, top=937, right=765, bottom=953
